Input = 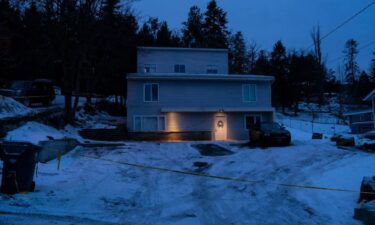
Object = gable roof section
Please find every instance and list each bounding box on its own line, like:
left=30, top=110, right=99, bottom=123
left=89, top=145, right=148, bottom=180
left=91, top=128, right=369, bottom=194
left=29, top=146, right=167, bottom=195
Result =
left=364, top=89, right=375, bottom=101
left=127, top=73, right=274, bottom=82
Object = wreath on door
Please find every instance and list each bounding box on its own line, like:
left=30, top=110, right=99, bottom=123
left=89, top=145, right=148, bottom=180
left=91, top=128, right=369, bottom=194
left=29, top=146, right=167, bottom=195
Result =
left=217, top=120, right=224, bottom=128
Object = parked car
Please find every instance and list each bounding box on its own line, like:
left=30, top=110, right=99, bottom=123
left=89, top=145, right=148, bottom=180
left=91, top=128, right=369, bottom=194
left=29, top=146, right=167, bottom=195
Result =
left=249, top=122, right=291, bottom=146
left=0, top=79, right=55, bottom=106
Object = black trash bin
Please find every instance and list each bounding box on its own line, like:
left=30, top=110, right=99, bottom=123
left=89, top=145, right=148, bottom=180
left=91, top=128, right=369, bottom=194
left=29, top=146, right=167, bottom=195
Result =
left=0, top=141, right=40, bottom=194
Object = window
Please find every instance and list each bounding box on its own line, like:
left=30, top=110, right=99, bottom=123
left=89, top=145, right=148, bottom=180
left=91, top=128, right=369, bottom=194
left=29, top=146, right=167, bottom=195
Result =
left=134, top=116, right=166, bottom=131
left=245, top=115, right=261, bottom=130
left=242, top=84, right=257, bottom=102
left=174, top=64, right=186, bottom=73
left=144, top=83, right=159, bottom=102
left=144, top=64, right=156, bottom=73
left=207, top=65, right=218, bottom=74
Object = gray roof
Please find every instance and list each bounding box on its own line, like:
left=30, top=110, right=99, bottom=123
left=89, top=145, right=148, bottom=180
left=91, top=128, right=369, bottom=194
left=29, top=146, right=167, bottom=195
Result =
left=127, top=73, right=274, bottom=82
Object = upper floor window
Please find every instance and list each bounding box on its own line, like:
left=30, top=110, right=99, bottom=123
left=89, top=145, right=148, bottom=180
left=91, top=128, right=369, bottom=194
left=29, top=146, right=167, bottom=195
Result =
left=207, top=65, right=218, bottom=74
left=144, top=83, right=159, bottom=102
left=242, top=84, right=257, bottom=102
left=144, top=64, right=156, bottom=73
left=174, top=64, right=186, bottom=73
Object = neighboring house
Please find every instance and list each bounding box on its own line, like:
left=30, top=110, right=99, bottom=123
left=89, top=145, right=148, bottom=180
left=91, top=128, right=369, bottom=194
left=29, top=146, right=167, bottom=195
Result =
left=126, top=47, right=275, bottom=141
left=363, top=89, right=375, bottom=130
left=344, top=109, right=374, bottom=134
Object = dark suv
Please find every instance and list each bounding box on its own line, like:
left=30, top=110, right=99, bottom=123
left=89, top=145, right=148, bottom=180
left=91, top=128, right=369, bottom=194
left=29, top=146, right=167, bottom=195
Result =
left=0, top=79, right=55, bottom=106
left=249, top=122, right=291, bottom=146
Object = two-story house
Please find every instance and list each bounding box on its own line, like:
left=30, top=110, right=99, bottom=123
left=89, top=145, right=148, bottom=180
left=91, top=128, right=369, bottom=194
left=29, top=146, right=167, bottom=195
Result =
left=126, top=47, right=275, bottom=141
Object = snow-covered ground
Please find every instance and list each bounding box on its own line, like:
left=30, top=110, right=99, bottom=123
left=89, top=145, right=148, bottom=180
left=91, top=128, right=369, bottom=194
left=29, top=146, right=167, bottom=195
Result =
left=1, top=125, right=374, bottom=225
left=277, top=113, right=350, bottom=136
left=0, top=97, right=34, bottom=119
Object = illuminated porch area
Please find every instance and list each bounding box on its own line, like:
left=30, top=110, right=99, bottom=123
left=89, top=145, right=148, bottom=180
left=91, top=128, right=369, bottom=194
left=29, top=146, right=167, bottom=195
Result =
left=163, top=107, right=275, bottom=141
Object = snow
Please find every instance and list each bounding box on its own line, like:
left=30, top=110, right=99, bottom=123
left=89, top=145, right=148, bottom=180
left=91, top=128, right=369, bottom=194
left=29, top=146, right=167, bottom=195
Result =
left=277, top=113, right=350, bottom=136
left=1, top=124, right=374, bottom=225
left=0, top=96, right=34, bottom=119
left=4, top=122, right=76, bottom=145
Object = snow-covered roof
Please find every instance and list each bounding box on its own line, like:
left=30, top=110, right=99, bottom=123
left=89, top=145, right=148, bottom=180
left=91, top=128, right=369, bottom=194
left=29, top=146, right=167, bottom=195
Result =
left=363, top=89, right=375, bottom=101
left=161, top=107, right=275, bottom=113
left=343, top=108, right=373, bottom=116
left=127, top=73, right=274, bottom=82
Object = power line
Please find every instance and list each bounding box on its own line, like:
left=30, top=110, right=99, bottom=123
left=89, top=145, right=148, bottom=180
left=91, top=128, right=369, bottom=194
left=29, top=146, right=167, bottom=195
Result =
left=307, top=0, right=375, bottom=49
left=328, top=40, right=375, bottom=64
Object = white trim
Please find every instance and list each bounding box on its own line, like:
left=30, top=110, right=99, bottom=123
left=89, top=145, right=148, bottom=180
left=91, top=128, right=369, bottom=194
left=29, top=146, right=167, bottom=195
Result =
left=244, top=114, right=262, bottom=130
left=242, top=84, right=257, bottom=102
left=143, top=83, right=159, bottom=102
left=133, top=115, right=166, bottom=131
left=161, top=107, right=275, bottom=113
left=127, top=74, right=274, bottom=82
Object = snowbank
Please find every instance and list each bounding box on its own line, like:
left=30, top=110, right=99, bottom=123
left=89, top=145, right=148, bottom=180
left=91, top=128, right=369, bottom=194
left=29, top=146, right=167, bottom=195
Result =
left=0, top=96, right=34, bottom=119
left=4, top=122, right=74, bottom=144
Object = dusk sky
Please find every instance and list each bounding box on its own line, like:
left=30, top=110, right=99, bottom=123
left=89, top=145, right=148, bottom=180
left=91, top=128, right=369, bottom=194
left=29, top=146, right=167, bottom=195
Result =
left=132, top=0, right=375, bottom=78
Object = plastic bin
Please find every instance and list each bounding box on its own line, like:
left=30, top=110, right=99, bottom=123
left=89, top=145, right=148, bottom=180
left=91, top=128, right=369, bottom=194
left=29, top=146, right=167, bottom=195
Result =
left=0, top=141, right=40, bottom=194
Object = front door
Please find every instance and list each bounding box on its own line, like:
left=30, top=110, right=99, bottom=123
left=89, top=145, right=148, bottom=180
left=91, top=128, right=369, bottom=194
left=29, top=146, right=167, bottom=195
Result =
left=214, top=114, right=227, bottom=141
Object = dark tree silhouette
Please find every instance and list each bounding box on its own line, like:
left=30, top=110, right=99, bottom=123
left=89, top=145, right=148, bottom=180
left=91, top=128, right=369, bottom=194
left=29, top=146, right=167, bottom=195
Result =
left=182, top=5, right=204, bottom=48
left=229, top=31, right=247, bottom=74
left=202, top=0, right=229, bottom=48
left=343, top=39, right=359, bottom=85
left=270, top=40, right=289, bottom=112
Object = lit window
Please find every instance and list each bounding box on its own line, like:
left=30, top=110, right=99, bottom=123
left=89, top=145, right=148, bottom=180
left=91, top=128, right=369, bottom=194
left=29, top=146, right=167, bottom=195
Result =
left=207, top=65, right=218, bottom=74
left=144, top=83, right=159, bottom=102
left=144, top=64, right=156, bottom=73
left=174, top=64, right=186, bottom=73
left=245, top=115, right=261, bottom=130
left=242, top=84, right=257, bottom=102
left=134, top=116, right=166, bottom=131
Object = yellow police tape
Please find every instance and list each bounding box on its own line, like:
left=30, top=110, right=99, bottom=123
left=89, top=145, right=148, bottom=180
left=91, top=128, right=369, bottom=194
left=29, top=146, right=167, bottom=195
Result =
left=80, top=154, right=375, bottom=196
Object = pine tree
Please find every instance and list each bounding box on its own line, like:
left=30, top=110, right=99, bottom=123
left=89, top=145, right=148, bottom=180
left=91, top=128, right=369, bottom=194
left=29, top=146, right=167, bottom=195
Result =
left=247, top=40, right=259, bottom=73
left=270, top=40, right=289, bottom=111
left=156, top=21, right=172, bottom=47
left=252, top=50, right=270, bottom=75
left=229, top=31, right=247, bottom=74
left=21, top=1, right=43, bottom=79
left=370, top=52, right=375, bottom=82
left=343, top=39, right=359, bottom=85
left=182, top=5, right=204, bottom=48
left=138, top=22, right=154, bottom=46
left=202, top=0, right=229, bottom=48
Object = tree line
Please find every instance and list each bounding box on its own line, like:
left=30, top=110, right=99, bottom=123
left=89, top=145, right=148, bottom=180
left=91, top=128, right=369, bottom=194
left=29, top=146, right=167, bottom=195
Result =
left=0, top=0, right=374, bottom=123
